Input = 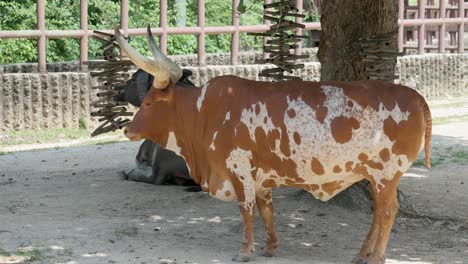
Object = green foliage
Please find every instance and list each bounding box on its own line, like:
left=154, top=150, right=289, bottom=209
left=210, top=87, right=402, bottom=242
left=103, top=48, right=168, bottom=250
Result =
left=0, top=0, right=320, bottom=63
left=78, top=117, right=88, bottom=130
left=0, top=0, right=37, bottom=63
left=412, top=147, right=468, bottom=168
left=1, top=128, right=90, bottom=146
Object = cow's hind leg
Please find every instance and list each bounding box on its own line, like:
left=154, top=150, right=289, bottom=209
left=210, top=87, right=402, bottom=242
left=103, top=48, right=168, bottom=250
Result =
left=256, top=189, right=278, bottom=257
left=232, top=184, right=256, bottom=262
left=353, top=177, right=401, bottom=264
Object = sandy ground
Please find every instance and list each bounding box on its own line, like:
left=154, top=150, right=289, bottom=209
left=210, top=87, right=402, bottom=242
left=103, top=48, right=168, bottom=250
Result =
left=0, top=122, right=467, bottom=264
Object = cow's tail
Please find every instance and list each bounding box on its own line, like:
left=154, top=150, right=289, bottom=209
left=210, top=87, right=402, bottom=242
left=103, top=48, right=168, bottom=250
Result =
left=422, top=98, right=432, bottom=169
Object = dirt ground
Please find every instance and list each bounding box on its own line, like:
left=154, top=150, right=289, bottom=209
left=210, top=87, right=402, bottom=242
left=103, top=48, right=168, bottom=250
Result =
left=0, top=122, right=467, bottom=264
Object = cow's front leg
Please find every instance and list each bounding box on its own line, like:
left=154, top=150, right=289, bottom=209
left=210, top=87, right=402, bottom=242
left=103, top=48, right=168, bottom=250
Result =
left=232, top=185, right=256, bottom=262
left=256, top=189, right=278, bottom=257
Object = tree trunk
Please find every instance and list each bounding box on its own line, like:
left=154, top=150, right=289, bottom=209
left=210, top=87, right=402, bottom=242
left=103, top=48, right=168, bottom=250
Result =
left=316, top=1, right=415, bottom=213
left=317, top=0, right=398, bottom=81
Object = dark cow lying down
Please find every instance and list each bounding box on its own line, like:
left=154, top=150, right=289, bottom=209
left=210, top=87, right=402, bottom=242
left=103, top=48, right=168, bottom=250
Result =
left=115, top=26, right=432, bottom=264
left=117, top=69, right=198, bottom=188
left=123, top=139, right=196, bottom=186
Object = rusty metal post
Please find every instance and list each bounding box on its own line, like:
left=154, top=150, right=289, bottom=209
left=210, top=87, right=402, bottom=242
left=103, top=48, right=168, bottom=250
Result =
left=160, top=0, right=168, bottom=54
left=198, top=0, right=206, bottom=65
left=231, top=0, right=240, bottom=65
left=120, top=0, right=129, bottom=58
left=263, top=0, right=272, bottom=60
left=457, top=0, right=464, bottom=53
left=120, top=0, right=129, bottom=34
left=439, top=0, right=446, bottom=52
left=295, top=0, right=303, bottom=57
left=80, top=0, right=88, bottom=71
left=418, top=0, right=425, bottom=54
left=37, top=0, right=46, bottom=73
left=398, top=0, right=405, bottom=52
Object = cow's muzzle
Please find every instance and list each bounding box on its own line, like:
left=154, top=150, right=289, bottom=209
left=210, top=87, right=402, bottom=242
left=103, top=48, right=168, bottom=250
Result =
left=124, top=127, right=142, bottom=141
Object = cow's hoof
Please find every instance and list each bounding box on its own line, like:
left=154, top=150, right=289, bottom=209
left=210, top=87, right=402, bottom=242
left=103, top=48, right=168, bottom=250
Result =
left=119, top=170, right=130, bottom=180
left=232, top=253, right=251, bottom=262
left=351, top=257, right=367, bottom=264
left=260, top=246, right=276, bottom=258
left=351, top=256, right=386, bottom=264
left=261, top=250, right=275, bottom=258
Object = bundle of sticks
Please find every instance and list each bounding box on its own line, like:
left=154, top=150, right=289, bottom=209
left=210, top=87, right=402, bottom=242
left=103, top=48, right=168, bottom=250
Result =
left=85, top=30, right=135, bottom=137
left=249, top=0, right=309, bottom=81
left=359, top=32, right=403, bottom=82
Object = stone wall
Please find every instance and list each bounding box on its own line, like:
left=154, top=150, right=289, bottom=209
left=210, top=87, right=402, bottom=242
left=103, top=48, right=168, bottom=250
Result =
left=397, top=54, right=468, bottom=98
left=0, top=62, right=81, bottom=74
left=0, top=73, right=95, bottom=131
left=171, top=48, right=319, bottom=66
left=0, top=54, right=467, bottom=131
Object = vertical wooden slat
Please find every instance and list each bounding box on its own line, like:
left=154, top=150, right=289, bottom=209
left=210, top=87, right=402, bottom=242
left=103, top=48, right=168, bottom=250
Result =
left=457, top=0, right=464, bottom=53
left=231, top=0, right=240, bottom=65
left=439, top=0, right=446, bottom=53
left=37, top=0, right=46, bottom=73
left=418, top=0, right=425, bottom=54
left=198, top=0, right=206, bottom=65
left=80, top=0, right=88, bottom=71
left=160, top=0, right=168, bottom=54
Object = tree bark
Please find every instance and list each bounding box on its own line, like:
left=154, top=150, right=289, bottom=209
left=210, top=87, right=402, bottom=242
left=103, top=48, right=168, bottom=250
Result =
left=317, top=0, right=398, bottom=81
left=316, top=1, right=413, bottom=212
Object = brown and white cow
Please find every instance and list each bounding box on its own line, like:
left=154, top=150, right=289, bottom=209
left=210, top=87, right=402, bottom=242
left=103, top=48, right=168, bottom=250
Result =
left=115, top=26, right=431, bottom=264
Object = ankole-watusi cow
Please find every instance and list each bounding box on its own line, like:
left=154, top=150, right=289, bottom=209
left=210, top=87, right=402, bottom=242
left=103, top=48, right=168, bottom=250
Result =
left=115, top=26, right=431, bottom=264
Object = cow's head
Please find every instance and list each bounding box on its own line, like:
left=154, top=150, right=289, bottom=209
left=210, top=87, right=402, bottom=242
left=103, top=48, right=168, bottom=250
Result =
left=115, top=25, right=183, bottom=142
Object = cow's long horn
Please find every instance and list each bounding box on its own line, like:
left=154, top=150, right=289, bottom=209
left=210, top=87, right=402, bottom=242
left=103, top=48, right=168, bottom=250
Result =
left=146, top=24, right=183, bottom=84
left=114, top=27, right=170, bottom=89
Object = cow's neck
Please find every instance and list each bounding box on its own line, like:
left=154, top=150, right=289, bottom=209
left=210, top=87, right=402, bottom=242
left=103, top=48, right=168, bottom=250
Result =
left=164, top=85, right=207, bottom=184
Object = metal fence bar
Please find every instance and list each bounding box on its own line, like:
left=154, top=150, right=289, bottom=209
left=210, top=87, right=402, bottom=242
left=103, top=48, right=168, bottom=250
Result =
left=231, top=0, right=240, bottom=65
left=37, top=0, right=46, bottom=73
left=400, top=17, right=468, bottom=26
left=3, top=0, right=468, bottom=71
left=0, top=23, right=319, bottom=39
left=80, top=0, right=88, bottom=71
left=398, top=0, right=405, bottom=52
left=295, top=0, right=303, bottom=58
left=263, top=0, right=272, bottom=59
left=160, top=0, right=168, bottom=54
left=458, top=0, right=464, bottom=53
left=439, top=0, right=446, bottom=53
left=120, top=0, right=129, bottom=58
left=121, top=0, right=129, bottom=35
left=418, top=0, right=426, bottom=54
left=198, top=0, right=206, bottom=65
